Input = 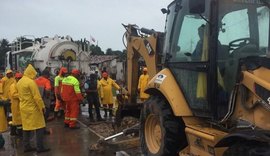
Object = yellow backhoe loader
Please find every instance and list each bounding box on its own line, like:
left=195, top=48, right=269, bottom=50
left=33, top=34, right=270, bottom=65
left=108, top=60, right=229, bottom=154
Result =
left=114, top=24, right=164, bottom=126
left=140, top=0, right=270, bottom=156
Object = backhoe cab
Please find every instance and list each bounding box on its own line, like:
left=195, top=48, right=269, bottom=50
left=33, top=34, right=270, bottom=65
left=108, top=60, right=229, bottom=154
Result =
left=140, top=0, right=270, bottom=156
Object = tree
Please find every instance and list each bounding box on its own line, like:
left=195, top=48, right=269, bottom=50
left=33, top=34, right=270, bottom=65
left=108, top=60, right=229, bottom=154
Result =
left=0, top=39, right=10, bottom=70
left=90, top=45, right=104, bottom=55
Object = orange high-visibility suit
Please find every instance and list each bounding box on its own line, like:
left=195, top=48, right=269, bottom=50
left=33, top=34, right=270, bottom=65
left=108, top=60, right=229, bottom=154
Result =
left=35, top=76, right=52, bottom=107
left=61, top=75, right=83, bottom=128
left=54, top=67, right=67, bottom=112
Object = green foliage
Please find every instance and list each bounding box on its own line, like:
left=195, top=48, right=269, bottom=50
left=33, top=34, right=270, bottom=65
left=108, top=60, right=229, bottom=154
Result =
left=90, top=45, right=105, bottom=55
left=105, top=48, right=127, bottom=60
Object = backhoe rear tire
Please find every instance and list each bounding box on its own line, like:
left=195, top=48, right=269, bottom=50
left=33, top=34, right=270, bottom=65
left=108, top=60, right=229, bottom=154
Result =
left=140, top=96, right=187, bottom=156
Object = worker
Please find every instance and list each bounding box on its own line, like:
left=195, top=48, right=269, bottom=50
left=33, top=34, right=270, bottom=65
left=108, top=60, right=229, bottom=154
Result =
left=99, top=72, right=120, bottom=118
left=8, top=72, right=23, bottom=137
left=1, top=69, right=16, bottom=99
left=0, top=98, right=9, bottom=149
left=84, top=73, right=104, bottom=122
left=138, top=67, right=150, bottom=102
left=35, top=69, right=53, bottom=135
left=0, top=78, right=10, bottom=148
left=0, top=72, right=8, bottom=149
left=17, top=64, right=50, bottom=153
left=35, top=70, right=52, bottom=120
left=61, top=69, right=84, bottom=129
left=54, top=67, right=68, bottom=118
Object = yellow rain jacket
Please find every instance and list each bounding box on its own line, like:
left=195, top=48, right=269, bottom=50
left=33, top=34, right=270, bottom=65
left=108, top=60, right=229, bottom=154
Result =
left=17, top=64, right=46, bottom=130
left=9, top=82, right=22, bottom=126
left=97, top=80, right=104, bottom=99
left=138, top=74, right=150, bottom=99
left=0, top=107, right=7, bottom=132
left=0, top=80, right=8, bottom=132
left=100, top=78, right=120, bottom=104
left=1, top=76, right=15, bottom=99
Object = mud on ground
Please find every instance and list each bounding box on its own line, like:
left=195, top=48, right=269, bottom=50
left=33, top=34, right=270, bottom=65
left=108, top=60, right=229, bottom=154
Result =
left=88, top=117, right=142, bottom=156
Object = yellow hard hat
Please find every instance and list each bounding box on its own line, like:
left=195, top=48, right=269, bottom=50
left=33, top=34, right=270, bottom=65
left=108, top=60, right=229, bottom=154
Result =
left=143, top=67, right=148, bottom=72
left=6, top=69, right=13, bottom=74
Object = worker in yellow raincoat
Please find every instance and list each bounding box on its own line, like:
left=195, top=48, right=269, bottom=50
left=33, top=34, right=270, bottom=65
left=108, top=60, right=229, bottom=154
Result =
left=0, top=79, right=10, bottom=148
left=9, top=72, right=23, bottom=136
left=17, top=64, right=50, bottom=153
left=1, top=69, right=16, bottom=99
left=99, top=72, right=120, bottom=117
left=138, top=67, right=150, bottom=102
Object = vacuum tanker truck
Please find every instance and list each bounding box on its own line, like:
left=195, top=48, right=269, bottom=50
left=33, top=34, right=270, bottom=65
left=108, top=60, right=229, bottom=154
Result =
left=6, top=35, right=91, bottom=75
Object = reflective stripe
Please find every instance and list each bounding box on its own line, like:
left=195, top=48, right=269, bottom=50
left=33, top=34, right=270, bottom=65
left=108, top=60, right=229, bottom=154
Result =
left=65, top=117, right=70, bottom=120
left=69, top=118, right=77, bottom=121
left=54, top=75, right=64, bottom=87
left=62, top=76, right=81, bottom=93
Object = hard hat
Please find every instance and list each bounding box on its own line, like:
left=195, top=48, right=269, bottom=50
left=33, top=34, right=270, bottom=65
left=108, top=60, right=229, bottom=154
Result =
left=15, top=72, right=23, bottom=78
left=102, top=72, right=108, bottom=78
left=143, top=67, right=148, bottom=72
left=71, top=69, right=80, bottom=75
left=6, top=69, right=13, bottom=74
left=61, top=67, right=68, bottom=73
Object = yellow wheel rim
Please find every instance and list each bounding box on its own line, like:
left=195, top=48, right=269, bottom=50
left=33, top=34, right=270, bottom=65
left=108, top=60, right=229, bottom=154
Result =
left=145, top=114, right=162, bottom=154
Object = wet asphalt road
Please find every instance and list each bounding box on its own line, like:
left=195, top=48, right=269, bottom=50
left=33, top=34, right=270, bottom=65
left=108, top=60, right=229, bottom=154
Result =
left=0, top=105, right=100, bottom=156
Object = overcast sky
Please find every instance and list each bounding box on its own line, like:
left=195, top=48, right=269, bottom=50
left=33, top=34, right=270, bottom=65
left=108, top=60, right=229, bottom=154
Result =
left=0, top=0, right=172, bottom=51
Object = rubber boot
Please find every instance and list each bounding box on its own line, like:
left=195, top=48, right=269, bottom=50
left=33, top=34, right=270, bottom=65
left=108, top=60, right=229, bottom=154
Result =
left=89, top=112, right=94, bottom=122
left=54, top=111, right=58, bottom=119
left=10, top=125, right=17, bottom=136
left=103, top=109, right=108, bottom=118
left=16, top=125, right=23, bottom=137
left=59, top=110, right=65, bottom=118
left=109, top=109, right=113, bottom=117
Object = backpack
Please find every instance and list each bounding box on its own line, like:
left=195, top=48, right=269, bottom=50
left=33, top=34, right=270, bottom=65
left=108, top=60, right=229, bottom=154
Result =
left=85, top=74, right=97, bottom=91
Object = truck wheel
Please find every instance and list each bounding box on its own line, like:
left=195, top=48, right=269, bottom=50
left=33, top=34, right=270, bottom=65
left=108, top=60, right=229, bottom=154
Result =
left=140, top=96, right=187, bottom=156
left=223, top=141, right=270, bottom=156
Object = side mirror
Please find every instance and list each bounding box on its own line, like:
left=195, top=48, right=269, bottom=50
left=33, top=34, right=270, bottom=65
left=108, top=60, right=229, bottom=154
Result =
left=161, top=8, right=170, bottom=14
left=189, top=0, right=205, bottom=14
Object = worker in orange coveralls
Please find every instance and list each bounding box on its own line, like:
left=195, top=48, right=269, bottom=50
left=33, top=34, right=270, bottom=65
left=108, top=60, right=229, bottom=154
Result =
left=35, top=70, right=52, bottom=135
left=35, top=70, right=52, bottom=121
left=54, top=67, right=68, bottom=118
left=8, top=72, right=23, bottom=136
left=61, top=69, right=83, bottom=129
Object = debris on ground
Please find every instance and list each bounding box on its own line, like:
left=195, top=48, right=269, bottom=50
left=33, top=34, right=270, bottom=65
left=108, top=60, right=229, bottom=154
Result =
left=88, top=117, right=141, bottom=156
left=88, top=117, right=140, bottom=137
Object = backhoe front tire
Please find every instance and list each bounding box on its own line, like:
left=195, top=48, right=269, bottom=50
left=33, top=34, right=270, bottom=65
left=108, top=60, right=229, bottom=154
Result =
left=140, top=96, right=187, bottom=156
